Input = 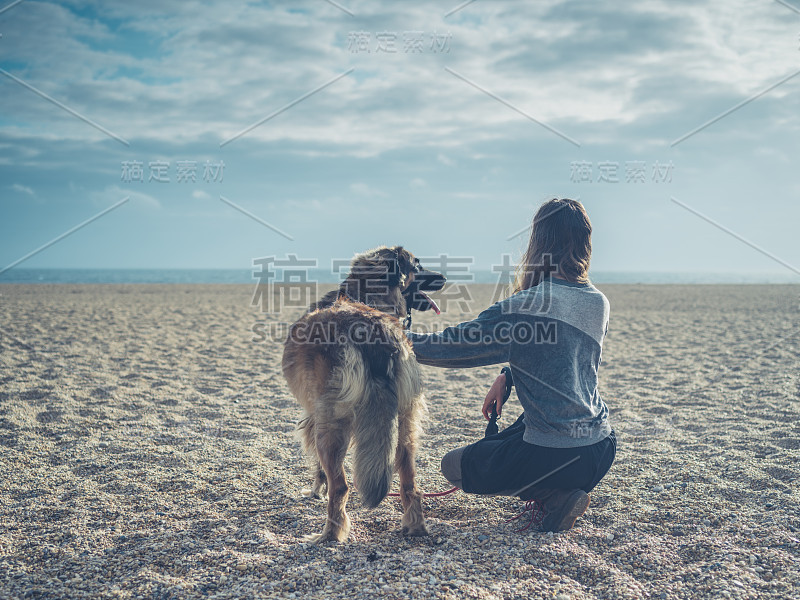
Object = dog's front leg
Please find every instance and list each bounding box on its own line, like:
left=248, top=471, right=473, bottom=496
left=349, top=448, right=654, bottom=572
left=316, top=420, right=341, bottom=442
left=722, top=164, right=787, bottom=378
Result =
left=301, top=461, right=327, bottom=499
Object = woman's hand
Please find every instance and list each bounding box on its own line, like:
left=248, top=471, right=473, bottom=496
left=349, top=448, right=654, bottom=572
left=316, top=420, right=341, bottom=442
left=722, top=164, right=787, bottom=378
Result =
left=482, top=373, right=507, bottom=421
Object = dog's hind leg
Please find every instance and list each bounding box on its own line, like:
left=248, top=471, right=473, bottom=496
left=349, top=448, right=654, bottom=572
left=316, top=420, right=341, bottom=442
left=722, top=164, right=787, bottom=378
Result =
left=395, top=402, right=429, bottom=537
left=304, top=420, right=352, bottom=543
left=298, top=416, right=327, bottom=499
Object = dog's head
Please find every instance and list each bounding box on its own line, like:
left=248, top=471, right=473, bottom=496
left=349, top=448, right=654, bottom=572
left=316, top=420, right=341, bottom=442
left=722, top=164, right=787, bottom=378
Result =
left=342, top=246, right=446, bottom=317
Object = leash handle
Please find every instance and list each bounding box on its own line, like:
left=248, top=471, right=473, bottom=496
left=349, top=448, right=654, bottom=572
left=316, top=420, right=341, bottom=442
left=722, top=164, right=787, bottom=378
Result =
left=485, top=367, right=513, bottom=437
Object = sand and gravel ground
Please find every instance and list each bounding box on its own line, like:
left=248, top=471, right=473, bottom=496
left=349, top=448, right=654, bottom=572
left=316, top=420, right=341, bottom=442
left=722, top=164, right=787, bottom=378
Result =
left=1, top=283, right=798, bottom=599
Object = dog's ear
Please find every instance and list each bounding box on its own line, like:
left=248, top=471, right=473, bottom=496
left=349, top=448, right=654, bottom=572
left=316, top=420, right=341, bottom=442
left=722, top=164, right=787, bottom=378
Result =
left=388, top=247, right=402, bottom=288
left=389, top=246, right=417, bottom=287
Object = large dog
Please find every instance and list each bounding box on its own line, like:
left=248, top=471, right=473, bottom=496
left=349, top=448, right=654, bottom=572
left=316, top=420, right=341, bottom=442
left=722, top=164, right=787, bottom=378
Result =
left=282, top=246, right=445, bottom=543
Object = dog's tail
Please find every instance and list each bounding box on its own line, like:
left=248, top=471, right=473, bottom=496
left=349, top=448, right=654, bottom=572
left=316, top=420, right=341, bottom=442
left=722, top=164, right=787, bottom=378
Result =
left=352, top=355, right=399, bottom=509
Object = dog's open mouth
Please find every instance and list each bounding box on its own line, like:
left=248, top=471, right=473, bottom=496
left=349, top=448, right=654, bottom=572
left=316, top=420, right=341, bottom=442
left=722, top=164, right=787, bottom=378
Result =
left=416, top=289, right=441, bottom=314
left=404, top=269, right=446, bottom=314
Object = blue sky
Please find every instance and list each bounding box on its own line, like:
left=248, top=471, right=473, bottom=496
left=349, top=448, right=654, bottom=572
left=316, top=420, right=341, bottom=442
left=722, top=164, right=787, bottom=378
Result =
left=1, top=0, right=799, bottom=279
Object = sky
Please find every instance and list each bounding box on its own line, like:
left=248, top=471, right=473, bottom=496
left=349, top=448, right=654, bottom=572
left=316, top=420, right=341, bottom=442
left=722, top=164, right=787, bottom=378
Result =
left=1, top=0, right=799, bottom=281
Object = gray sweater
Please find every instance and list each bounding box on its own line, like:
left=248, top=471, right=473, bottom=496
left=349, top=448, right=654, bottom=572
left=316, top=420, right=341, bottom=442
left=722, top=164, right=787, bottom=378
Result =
left=406, top=278, right=612, bottom=448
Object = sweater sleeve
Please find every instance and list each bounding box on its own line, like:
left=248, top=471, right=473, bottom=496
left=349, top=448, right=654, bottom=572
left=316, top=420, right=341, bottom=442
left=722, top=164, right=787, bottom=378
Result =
left=405, top=301, right=513, bottom=368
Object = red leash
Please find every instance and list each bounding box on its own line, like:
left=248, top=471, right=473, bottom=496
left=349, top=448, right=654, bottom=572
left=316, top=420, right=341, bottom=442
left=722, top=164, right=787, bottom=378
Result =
left=387, top=487, right=459, bottom=498
left=504, top=499, right=546, bottom=532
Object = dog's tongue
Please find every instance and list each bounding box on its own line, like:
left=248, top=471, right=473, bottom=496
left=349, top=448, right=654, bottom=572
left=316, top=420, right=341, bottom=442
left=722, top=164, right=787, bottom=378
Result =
left=419, top=290, right=441, bottom=315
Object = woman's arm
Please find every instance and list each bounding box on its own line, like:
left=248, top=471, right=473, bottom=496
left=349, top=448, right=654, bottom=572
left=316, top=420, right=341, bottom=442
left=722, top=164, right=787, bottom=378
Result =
left=405, top=301, right=514, bottom=368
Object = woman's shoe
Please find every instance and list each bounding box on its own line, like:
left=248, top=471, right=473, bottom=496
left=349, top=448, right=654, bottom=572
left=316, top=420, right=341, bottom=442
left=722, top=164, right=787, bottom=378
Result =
left=539, top=489, right=590, bottom=532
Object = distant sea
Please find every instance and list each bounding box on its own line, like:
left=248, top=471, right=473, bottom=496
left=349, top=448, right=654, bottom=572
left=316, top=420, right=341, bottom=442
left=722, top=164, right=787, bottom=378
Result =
left=0, top=269, right=797, bottom=284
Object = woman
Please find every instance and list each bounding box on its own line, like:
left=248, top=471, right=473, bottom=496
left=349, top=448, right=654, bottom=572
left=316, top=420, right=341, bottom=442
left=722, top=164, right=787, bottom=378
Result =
left=406, top=198, right=615, bottom=533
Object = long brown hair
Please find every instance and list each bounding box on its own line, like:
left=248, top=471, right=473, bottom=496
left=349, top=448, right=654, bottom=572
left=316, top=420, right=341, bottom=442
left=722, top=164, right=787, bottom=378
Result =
left=512, top=198, right=592, bottom=293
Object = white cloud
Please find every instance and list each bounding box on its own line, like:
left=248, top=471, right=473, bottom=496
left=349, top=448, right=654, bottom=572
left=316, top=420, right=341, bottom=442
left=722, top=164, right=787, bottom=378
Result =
left=349, top=182, right=387, bottom=197
left=409, top=178, right=427, bottom=189
left=90, top=185, right=161, bottom=210
left=437, top=153, right=456, bottom=167
left=2, top=0, right=796, bottom=156
left=11, top=183, right=35, bottom=197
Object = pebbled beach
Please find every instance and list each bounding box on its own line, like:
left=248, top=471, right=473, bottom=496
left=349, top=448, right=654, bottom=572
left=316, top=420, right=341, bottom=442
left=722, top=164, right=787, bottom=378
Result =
left=0, top=283, right=798, bottom=599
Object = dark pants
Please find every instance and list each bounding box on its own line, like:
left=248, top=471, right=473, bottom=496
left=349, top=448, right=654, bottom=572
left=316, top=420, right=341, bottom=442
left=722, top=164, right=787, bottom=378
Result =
left=441, top=414, right=616, bottom=498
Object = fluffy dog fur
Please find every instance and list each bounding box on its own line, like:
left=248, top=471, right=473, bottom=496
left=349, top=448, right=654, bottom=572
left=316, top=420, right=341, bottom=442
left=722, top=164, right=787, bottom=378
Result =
left=282, top=246, right=444, bottom=543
